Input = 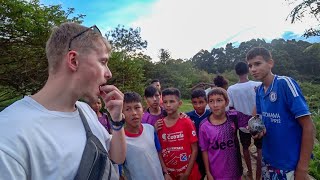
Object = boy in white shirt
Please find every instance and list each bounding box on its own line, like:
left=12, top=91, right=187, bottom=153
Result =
left=122, top=92, right=165, bottom=180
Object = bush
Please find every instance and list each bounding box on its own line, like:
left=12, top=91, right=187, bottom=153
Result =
left=309, top=114, right=320, bottom=179
left=310, top=143, right=320, bottom=179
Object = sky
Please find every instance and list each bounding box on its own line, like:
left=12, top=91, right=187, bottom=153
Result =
left=41, top=0, right=319, bottom=61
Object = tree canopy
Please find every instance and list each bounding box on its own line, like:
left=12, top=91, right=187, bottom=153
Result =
left=287, top=0, right=320, bottom=37
left=0, top=0, right=84, bottom=106
left=1, top=0, right=320, bottom=108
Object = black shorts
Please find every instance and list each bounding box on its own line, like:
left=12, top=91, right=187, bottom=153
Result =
left=239, top=131, right=262, bottom=149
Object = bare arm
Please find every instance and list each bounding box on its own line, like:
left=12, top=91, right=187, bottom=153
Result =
left=109, top=129, right=126, bottom=164
left=158, top=152, right=172, bottom=180
left=180, top=142, right=198, bottom=179
left=100, top=85, right=126, bottom=164
left=295, top=115, right=315, bottom=179
left=202, top=151, right=214, bottom=180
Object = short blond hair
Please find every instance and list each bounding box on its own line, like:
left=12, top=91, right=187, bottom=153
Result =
left=45, top=22, right=111, bottom=74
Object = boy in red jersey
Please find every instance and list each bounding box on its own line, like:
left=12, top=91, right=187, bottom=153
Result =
left=158, top=88, right=201, bottom=180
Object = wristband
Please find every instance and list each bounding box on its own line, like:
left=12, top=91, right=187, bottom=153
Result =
left=111, top=124, right=124, bottom=131
left=109, top=113, right=125, bottom=127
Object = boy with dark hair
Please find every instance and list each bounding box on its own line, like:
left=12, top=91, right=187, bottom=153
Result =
left=157, top=88, right=201, bottom=180
left=228, top=61, right=262, bottom=180
left=122, top=92, right=164, bottom=180
left=246, top=47, right=315, bottom=179
left=150, top=79, right=163, bottom=106
left=186, top=89, right=211, bottom=180
left=151, top=79, right=161, bottom=90
left=142, top=85, right=166, bottom=126
left=213, top=75, right=228, bottom=90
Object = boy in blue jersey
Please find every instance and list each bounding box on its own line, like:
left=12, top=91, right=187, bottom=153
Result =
left=246, top=47, right=315, bottom=180
left=186, top=89, right=211, bottom=180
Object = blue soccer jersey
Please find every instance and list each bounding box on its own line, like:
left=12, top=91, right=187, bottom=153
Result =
left=256, top=75, right=311, bottom=171
left=186, top=109, right=211, bottom=135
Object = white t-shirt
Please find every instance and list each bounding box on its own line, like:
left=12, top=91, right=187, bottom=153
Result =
left=124, top=124, right=164, bottom=180
left=0, top=96, right=117, bottom=180
left=227, top=81, right=261, bottom=115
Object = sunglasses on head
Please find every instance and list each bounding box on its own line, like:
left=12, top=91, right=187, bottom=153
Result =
left=68, top=25, right=102, bottom=51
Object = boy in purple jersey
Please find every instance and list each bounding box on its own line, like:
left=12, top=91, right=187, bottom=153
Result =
left=142, top=85, right=166, bottom=126
left=247, top=47, right=314, bottom=180
left=199, top=87, right=250, bottom=180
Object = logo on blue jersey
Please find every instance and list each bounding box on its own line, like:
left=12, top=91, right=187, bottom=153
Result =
left=180, top=153, right=188, bottom=161
left=269, top=92, right=277, bottom=102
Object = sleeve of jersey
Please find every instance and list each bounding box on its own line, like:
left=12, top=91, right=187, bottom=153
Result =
left=237, top=111, right=251, bottom=128
left=154, top=131, right=162, bottom=152
left=198, top=124, right=208, bottom=151
left=281, top=77, right=311, bottom=118
left=185, top=118, right=198, bottom=144
left=0, top=150, right=26, bottom=180
left=227, top=90, right=234, bottom=108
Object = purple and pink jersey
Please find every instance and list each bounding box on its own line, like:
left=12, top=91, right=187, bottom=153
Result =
left=199, top=110, right=250, bottom=179
left=98, top=113, right=111, bottom=133
left=142, top=108, right=166, bottom=126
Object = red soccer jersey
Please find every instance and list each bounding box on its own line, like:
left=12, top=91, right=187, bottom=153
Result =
left=158, top=117, right=200, bottom=179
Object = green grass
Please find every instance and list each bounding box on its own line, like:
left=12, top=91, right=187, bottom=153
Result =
left=180, top=99, right=194, bottom=113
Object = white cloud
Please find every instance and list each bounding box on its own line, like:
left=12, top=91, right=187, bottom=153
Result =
left=130, top=0, right=317, bottom=61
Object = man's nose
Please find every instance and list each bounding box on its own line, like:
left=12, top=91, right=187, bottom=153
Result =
left=250, top=66, right=256, bottom=72
left=104, top=66, right=112, bottom=80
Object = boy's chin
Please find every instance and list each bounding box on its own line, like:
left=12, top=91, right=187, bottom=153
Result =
left=151, top=105, right=160, bottom=109
left=195, top=110, right=205, bottom=114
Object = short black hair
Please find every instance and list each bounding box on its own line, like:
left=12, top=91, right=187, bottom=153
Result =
left=235, top=61, right=249, bottom=76
left=213, top=75, right=228, bottom=88
left=246, top=47, right=272, bottom=61
left=150, top=79, right=160, bottom=84
left=124, top=92, right=142, bottom=104
left=191, top=89, right=207, bottom=101
left=144, top=85, right=161, bottom=98
left=162, top=88, right=181, bottom=99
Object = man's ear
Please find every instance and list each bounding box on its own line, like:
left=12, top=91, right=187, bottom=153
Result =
left=67, top=50, right=79, bottom=72
left=179, top=100, right=183, bottom=106
left=268, top=59, right=274, bottom=68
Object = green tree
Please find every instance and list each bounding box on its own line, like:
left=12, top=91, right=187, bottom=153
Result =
left=0, top=0, right=84, bottom=107
left=108, top=52, right=146, bottom=95
left=158, top=48, right=171, bottom=64
left=106, top=25, right=147, bottom=56
left=105, top=25, right=149, bottom=94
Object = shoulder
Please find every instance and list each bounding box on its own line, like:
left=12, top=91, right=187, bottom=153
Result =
left=186, top=110, right=195, bottom=117
left=76, top=101, right=111, bottom=147
left=276, top=76, right=301, bottom=95
left=141, top=124, right=156, bottom=138
left=142, top=123, right=155, bottom=131
left=179, top=117, right=195, bottom=128
left=227, top=110, right=245, bottom=118
left=180, top=117, right=194, bottom=124
left=227, top=84, right=237, bottom=91
left=142, top=111, right=150, bottom=118
left=76, top=101, right=93, bottom=112
left=199, top=118, right=210, bottom=130
left=249, top=81, right=262, bottom=88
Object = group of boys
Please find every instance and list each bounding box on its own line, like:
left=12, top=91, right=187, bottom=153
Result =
left=121, top=47, right=315, bottom=180
left=0, top=22, right=315, bottom=180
